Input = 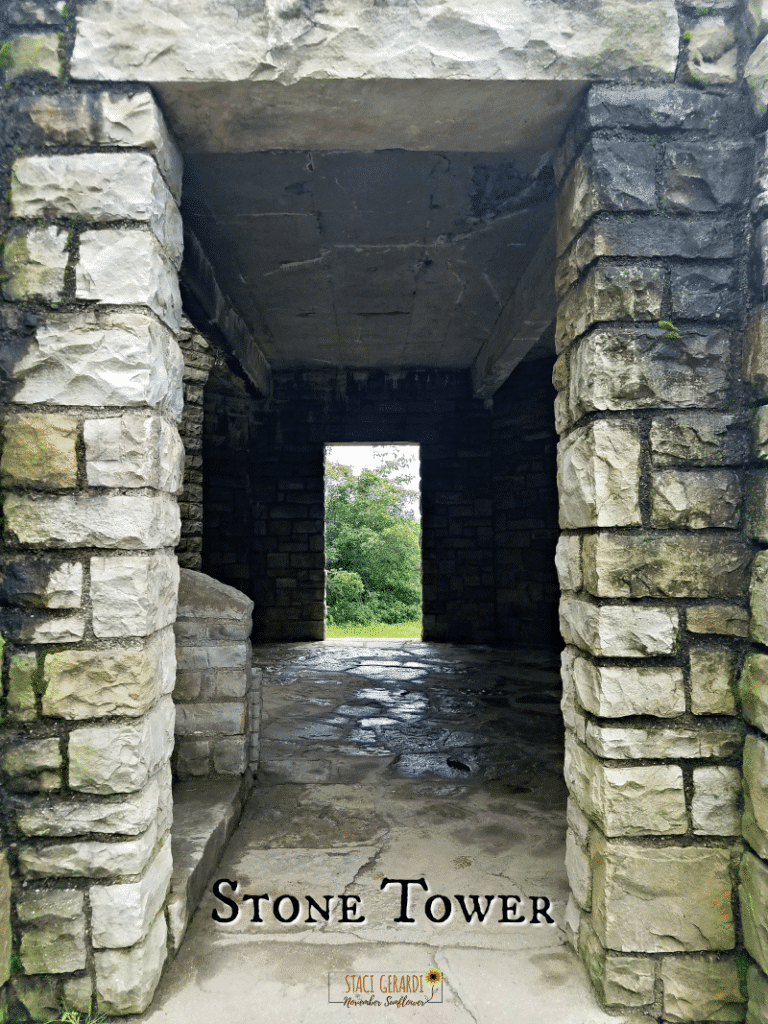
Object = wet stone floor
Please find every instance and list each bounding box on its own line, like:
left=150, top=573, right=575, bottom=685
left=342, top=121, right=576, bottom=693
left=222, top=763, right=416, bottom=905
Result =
left=132, top=640, right=647, bottom=1024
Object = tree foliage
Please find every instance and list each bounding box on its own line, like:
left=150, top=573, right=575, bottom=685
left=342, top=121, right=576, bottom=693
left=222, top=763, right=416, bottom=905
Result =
left=325, top=451, right=421, bottom=625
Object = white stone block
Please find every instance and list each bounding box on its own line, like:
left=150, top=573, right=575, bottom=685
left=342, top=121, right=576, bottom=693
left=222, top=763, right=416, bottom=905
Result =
left=555, top=534, right=582, bottom=591
left=565, top=827, right=592, bottom=909
left=2, top=226, right=68, bottom=301
left=585, top=720, right=743, bottom=760
left=743, top=733, right=768, bottom=859
left=559, top=594, right=678, bottom=657
left=692, top=766, right=741, bottom=836
left=44, top=562, right=83, bottom=609
left=95, top=911, right=167, bottom=1015
left=100, top=91, right=183, bottom=202
left=571, top=654, right=685, bottom=718
left=91, top=552, right=179, bottom=638
left=91, top=839, right=172, bottom=949
left=17, top=889, right=86, bottom=975
left=689, top=646, right=737, bottom=715
left=19, top=822, right=159, bottom=879
left=557, top=419, right=641, bottom=528
left=85, top=412, right=184, bottom=491
left=25, top=615, right=85, bottom=644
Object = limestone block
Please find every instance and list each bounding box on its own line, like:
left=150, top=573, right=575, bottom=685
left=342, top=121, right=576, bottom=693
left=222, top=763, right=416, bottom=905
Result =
left=750, top=36, right=768, bottom=120
left=12, top=976, right=59, bottom=1022
left=746, top=471, right=768, bottom=542
left=578, top=917, right=656, bottom=1007
left=567, top=796, right=591, bottom=847
left=176, top=643, right=249, bottom=671
left=671, top=263, right=739, bottom=321
left=554, top=390, right=570, bottom=434
left=19, top=822, right=158, bottom=879
left=692, top=766, right=741, bottom=837
left=685, top=17, right=738, bottom=84
left=565, top=828, right=591, bottom=909
left=85, top=413, right=184, bottom=491
left=687, top=603, right=749, bottom=637
left=91, top=839, right=172, bottom=948
left=2, top=226, right=68, bottom=301
left=740, top=651, right=768, bottom=733
left=559, top=594, right=678, bottom=657
left=7, top=1, right=67, bottom=26
left=746, top=964, right=768, bottom=1024
left=11, top=309, right=183, bottom=418
left=68, top=696, right=174, bottom=794
left=2, top=738, right=61, bottom=777
left=581, top=532, right=750, bottom=599
left=5, top=32, right=60, bottom=81
left=100, top=91, right=183, bottom=202
left=555, top=264, right=664, bottom=352
left=689, top=646, right=737, bottom=715
left=176, top=567, right=254, bottom=627
left=7, top=653, right=38, bottom=722
left=661, top=957, right=745, bottom=1022
left=20, top=613, right=85, bottom=645
left=174, top=669, right=202, bottom=701
left=43, top=629, right=174, bottom=721
left=174, top=702, right=247, bottom=736
left=11, top=154, right=182, bottom=266
left=175, top=738, right=210, bottom=777
left=749, top=0, right=768, bottom=39
left=744, top=304, right=768, bottom=395
left=0, top=557, right=83, bottom=611
left=570, top=653, right=685, bottom=718
left=650, top=470, right=741, bottom=529
left=557, top=420, right=641, bottom=528
left=62, top=975, right=93, bottom=1016
left=76, top=228, right=181, bottom=330
left=4, top=492, right=180, bottom=549
left=751, top=551, right=768, bottom=647
left=1, top=413, right=77, bottom=489
left=753, top=406, right=768, bottom=460
left=212, top=735, right=248, bottom=774
left=650, top=412, right=746, bottom=467
left=585, top=720, right=743, bottom=760
left=743, top=734, right=768, bottom=860
left=17, top=889, right=85, bottom=974
left=0, top=853, right=10, bottom=989
left=569, top=326, right=729, bottom=419
left=592, top=834, right=735, bottom=953
left=95, top=911, right=167, bottom=1015
left=200, top=668, right=249, bottom=700
left=91, top=552, right=179, bottom=638
left=740, top=851, right=768, bottom=976
left=662, top=141, right=750, bottom=214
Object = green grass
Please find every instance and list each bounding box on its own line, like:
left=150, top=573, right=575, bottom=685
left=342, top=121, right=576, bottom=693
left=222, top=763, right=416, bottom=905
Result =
left=326, top=620, right=421, bottom=638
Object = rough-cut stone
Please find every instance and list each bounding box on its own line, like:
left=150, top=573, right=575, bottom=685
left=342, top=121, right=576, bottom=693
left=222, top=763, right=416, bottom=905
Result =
left=11, top=154, right=182, bottom=266
left=42, top=628, right=174, bottom=719
left=61, top=976, right=93, bottom=1016
left=650, top=470, right=740, bottom=529
left=1, top=413, right=77, bottom=489
left=2, top=738, right=61, bottom=778
left=76, top=228, right=181, bottom=331
left=0, top=854, right=10, bottom=989
left=746, top=964, right=768, bottom=1024
left=744, top=304, right=768, bottom=395
left=592, top=835, right=735, bottom=953
left=4, top=492, right=180, bottom=549
left=85, top=412, right=184, bottom=491
left=557, top=420, right=641, bottom=528
left=7, top=653, right=38, bottom=722
left=17, top=889, right=85, bottom=974
left=555, top=264, right=664, bottom=352
left=687, top=604, right=749, bottom=637
left=7, top=1, right=67, bottom=26
left=2, top=226, right=68, bottom=301
left=578, top=917, right=656, bottom=1008
left=6, top=32, right=60, bottom=80
left=740, top=851, right=768, bottom=976
left=91, top=839, right=172, bottom=948
left=740, top=651, right=768, bottom=733
left=743, top=734, right=768, bottom=860
left=68, top=697, right=174, bottom=795
left=11, top=309, right=184, bottom=418
left=753, top=406, right=768, bottom=461
left=0, top=557, right=83, bottom=611
left=692, top=766, right=741, bottom=837
left=565, top=827, right=591, bottom=909
left=176, top=643, right=248, bottom=671
left=559, top=594, right=678, bottom=657
left=567, top=649, right=685, bottom=718
left=582, top=83, right=743, bottom=133
left=175, top=738, right=211, bottom=776
left=581, top=532, right=750, bottom=599
left=650, top=413, right=747, bottom=467
left=95, top=910, right=167, bottom=1015
left=554, top=534, right=582, bottom=592
left=91, top=552, right=179, bottom=638
left=174, top=703, right=246, bottom=736
left=20, top=614, right=85, bottom=645
left=662, top=141, right=751, bottom=214
left=689, top=647, right=737, bottom=715
left=661, top=957, right=745, bottom=1022
left=12, top=976, right=59, bottom=1022
left=751, top=551, right=768, bottom=647
left=685, top=17, right=738, bottom=85
left=19, top=823, right=158, bottom=879
left=569, top=326, right=730, bottom=419
left=746, top=471, right=768, bottom=542
left=585, top=719, right=743, bottom=761
left=212, top=735, right=248, bottom=774
left=670, top=263, right=739, bottom=322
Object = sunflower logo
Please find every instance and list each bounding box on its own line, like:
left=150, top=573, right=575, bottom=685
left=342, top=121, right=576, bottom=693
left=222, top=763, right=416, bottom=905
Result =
left=424, top=967, right=442, bottom=987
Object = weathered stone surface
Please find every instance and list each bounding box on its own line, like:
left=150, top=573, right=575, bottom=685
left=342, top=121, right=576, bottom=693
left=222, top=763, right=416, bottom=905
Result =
left=17, top=889, right=85, bottom=974
left=76, top=228, right=181, bottom=331
left=2, top=738, right=61, bottom=778
left=91, top=552, right=179, bottom=638
left=62, top=975, right=94, bottom=1016
left=592, top=835, right=735, bottom=953
left=91, top=839, right=172, bottom=948
left=95, top=910, right=167, bottom=1015
left=578, top=917, right=656, bottom=1007
left=740, top=651, right=768, bottom=733
left=650, top=469, right=740, bottom=529
left=569, top=327, right=730, bottom=419
left=753, top=405, right=768, bottom=461
left=749, top=0, right=768, bottom=40
left=19, top=822, right=158, bottom=879
left=746, top=964, right=768, bottom=1024
left=1, top=413, right=77, bottom=489
left=0, top=559, right=83, bottom=611
left=19, top=614, right=85, bottom=645
left=11, top=154, right=182, bottom=266
left=687, top=603, right=749, bottom=637
left=176, top=643, right=248, bottom=672
left=6, top=32, right=60, bottom=81
left=684, top=17, right=738, bottom=85
left=581, top=532, right=750, bottom=599
left=751, top=551, right=768, bottom=647
left=650, top=412, right=747, bottom=467
left=12, top=976, right=59, bottom=1022
left=582, top=82, right=743, bottom=133
left=0, top=854, right=10, bottom=989
left=744, top=304, right=768, bottom=395
left=670, top=263, right=739, bottom=321
left=555, top=264, right=663, bottom=352
left=689, top=646, right=737, bottom=715
left=662, top=141, right=751, bottom=214
left=560, top=594, right=678, bottom=657
left=567, top=648, right=685, bottom=718
left=10, top=309, right=183, bottom=417
left=68, top=697, right=174, bottom=794
left=8, top=653, right=38, bottom=722
left=175, top=703, right=246, bottom=736
left=175, top=738, right=210, bottom=777
left=4, top=492, right=180, bottom=549
left=692, top=766, right=741, bottom=837
left=554, top=534, right=582, bottom=592
left=746, top=471, right=768, bottom=542
left=177, top=567, right=254, bottom=625
left=2, top=226, right=68, bottom=301
left=199, top=668, right=249, bottom=700
left=585, top=719, right=743, bottom=760
left=661, top=957, right=745, bottom=1022
left=43, top=629, right=174, bottom=719
left=557, top=420, right=641, bottom=528
left=741, top=851, right=768, bottom=976
left=743, top=734, right=768, bottom=860
left=565, top=828, right=591, bottom=909
left=212, top=735, right=248, bottom=774
left=85, top=412, right=184, bottom=491
left=7, top=1, right=67, bottom=26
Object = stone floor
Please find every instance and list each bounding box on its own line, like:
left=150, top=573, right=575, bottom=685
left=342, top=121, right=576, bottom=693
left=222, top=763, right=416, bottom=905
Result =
left=122, top=640, right=651, bottom=1023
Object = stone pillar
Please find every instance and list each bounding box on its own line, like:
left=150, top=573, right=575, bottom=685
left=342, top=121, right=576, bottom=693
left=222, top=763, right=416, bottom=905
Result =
left=555, top=83, right=752, bottom=1022
left=1, top=30, right=184, bottom=1017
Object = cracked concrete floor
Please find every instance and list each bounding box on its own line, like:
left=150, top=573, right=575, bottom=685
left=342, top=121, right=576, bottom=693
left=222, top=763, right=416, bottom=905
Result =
left=131, top=640, right=645, bottom=1023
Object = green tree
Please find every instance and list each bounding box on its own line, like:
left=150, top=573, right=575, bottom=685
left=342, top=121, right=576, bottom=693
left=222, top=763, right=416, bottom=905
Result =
left=324, top=452, right=421, bottom=625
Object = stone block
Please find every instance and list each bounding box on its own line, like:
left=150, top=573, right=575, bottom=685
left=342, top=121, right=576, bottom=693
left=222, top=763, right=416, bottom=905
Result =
left=175, top=703, right=247, bottom=736
left=2, top=225, right=68, bottom=301
left=7, top=2, right=67, bottom=26
left=751, top=551, right=768, bottom=647
left=569, top=326, right=729, bottom=420
left=0, top=854, right=9, bottom=989
left=42, top=627, right=174, bottom=718
left=559, top=594, right=678, bottom=657
left=5, top=32, right=60, bottom=80
left=554, top=535, right=582, bottom=592
left=99, top=91, right=183, bottom=201
left=175, top=738, right=210, bottom=777
left=740, top=851, right=768, bottom=976
left=12, top=976, right=59, bottom=1022
left=68, top=696, right=174, bottom=794
left=684, top=17, right=737, bottom=85
left=750, top=36, right=768, bottom=120
left=20, top=614, right=85, bottom=645
left=91, top=839, right=172, bottom=948
left=740, top=651, right=768, bottom=733
left=582, top=532, right=750, bottom=599
left=746, top=471, right=768, bottom=542
left=2, top=738, right=61, bottom=777
left=91, top=552, right=179, bottom=638
left=76, top=228, right=181, bottom=331
left=661, top=141, right=751, bottom=214
left=670, top=263, right=739, bottom=321
left=565, top=827, right=591, bottom=909
left=0, top=558, right=83, bottom=610
left=650, top=469, right=740, bottom=529
left=582, top=83, right=743, bottom=132
left=11, top=309, right=183, bottom=418
left=693, top=766, right=741, bottom=837
left=687, top=603, right=749, bottom=637
left=176, top=643, right=248, bottom=671
left=650, top=412, right=747, bottom=467
left=174, top=669, right=202, bottom=701
left=200, top=668, right=249, bottom=700
left=19, top=822, right=158, bottom=879
left=592, top=834, right=735, bottom=953
left=7, top=653, right=38, bottom=722
left=743, top=734, right=768, bottom=860
left=578, top=917, right=656, bottom=1007
left=689, top=646, right=737, bottom=715
left=177, top=567, right=255, bottom=626
left=212, top=735, right=248, bottom=774
left=1, top=413, right=77, bottom=489
left=746, top=964, right=768, bottom=1024
left=11, top=154, right=182, bottom=266
left=753, top=406, right=768, bottom=460
left=62, top=976, right=93, bottom=1016
left=17, top=889, right=85, bottom=974
left=661, top=956, right=745, bottom=1022
left=585, top=719, right=743, bottom=761
left=557, top=420, right=641, bottom=528
left=567, top=649, right=685, bottom=718
left=4, top=492, right=181, bottom=549
left=95, top=911, right=167, bottom=1015
left=744, top=304, right=768, bottom=395
left=84, top=412, right=184, bottom=491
